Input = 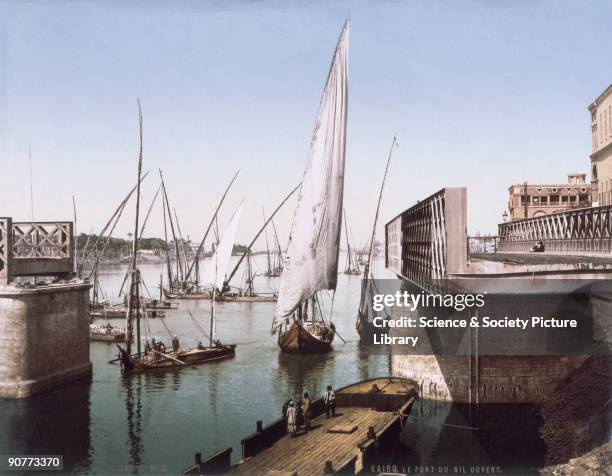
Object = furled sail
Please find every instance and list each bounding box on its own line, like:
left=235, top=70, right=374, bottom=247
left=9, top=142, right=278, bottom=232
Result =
left=203, top=201, right=244, bottom=291
left=272, top=20, right=349, bottom=332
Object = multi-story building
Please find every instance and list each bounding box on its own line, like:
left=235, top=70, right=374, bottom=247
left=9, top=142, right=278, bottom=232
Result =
left=589, top=84, right=612, bottom=205
left=507, top=174, right=592, bottom=221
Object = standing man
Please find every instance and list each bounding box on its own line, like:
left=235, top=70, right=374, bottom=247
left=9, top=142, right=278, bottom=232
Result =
left=172, top=335, right=180, bottom=352
left=286, top=400, right=297, bottom=437
left=302, top=391, right=312, bottom=432
left=324, top=385, right=336, bottom=418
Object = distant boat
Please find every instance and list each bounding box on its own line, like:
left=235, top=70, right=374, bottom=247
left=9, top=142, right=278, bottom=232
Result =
left=89, top=323, right=127, bottom=342
left=273, top=20, right=349, bottom=355
left=356, top=136, right=396, bottom=339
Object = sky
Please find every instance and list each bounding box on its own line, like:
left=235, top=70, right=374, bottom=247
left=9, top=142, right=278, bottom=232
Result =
left=1, top=0, right=611, bottom=249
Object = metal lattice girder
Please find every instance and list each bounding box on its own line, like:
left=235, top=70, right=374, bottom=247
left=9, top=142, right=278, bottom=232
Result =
left=0, top=219, right=74, bottom=282
left=497, top=204, right=612, bottom=253
left=385, top=188, right=467, bottom=287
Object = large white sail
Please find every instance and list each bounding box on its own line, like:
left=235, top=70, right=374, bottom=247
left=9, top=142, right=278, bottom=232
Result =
left=203, top=201, right=244, bottom=291
left=272, top=20, right=349, bottom=331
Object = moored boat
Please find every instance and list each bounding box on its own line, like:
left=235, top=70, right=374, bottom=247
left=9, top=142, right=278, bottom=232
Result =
left=117, top=344, right=235, bottom=371
left=89, top=323, right=127, bottom=342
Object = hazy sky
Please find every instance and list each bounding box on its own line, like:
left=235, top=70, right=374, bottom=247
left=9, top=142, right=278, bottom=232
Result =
left=1, top=0, right=611, bottom=248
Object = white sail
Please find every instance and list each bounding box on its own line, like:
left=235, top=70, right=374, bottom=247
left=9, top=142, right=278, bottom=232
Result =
left=203, top=201, right=244, bottom=291
left=272, top=20, right=349, bottom=331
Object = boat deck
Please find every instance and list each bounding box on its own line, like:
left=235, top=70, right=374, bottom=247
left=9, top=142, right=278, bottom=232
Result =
left=184, top=377, right=417, bottom=476
left=229, top=406, right=397, bottom=475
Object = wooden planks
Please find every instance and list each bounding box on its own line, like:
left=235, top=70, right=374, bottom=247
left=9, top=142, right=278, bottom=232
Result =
left=228, top=405, right=398, bottom=476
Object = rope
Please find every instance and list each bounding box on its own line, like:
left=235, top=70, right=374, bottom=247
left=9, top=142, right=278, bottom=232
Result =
left=401, top=414, right=479, bottom=431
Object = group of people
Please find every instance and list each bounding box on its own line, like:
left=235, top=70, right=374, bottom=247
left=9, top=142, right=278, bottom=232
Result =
left=283, top=386, right=336, bottom=437
left=144, top=335, right=181, bottom=356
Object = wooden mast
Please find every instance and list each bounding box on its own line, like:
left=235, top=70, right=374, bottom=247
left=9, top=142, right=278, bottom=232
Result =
left=184, top=169, right=240, bottom=282
left=161, top=185, right=173, bottom=288
left=126, top=100, right=144, bottom=356
left=160, top=171, right=183, bottom=284
left=357, top=135, right=396, bottom=333
left=263, top=208, right=272, bottom=275
left=343, top=210, right=353, bottom=273
left=224, top=183, right=300, bottom=286
left=271, top=218, right=283, bottom=273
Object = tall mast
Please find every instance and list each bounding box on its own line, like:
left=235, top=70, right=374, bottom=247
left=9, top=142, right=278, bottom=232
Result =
left=263, top=208, right=272, bottom=275
left=364, top=135, right=397, bottom=277
left=173, top=208, right=189, bottom=279
left=160, top=171, right=183, bottom=283
left=126, top=100, right=144, bottom=356
left=344, top=210, right=352, bottom=271
left=184, top=169, right=240, bottom=282
left=161, top=188, right=173, bottom=287
left=271, top=218, right=282, bottom=270
left=225, top=183, right=300, bottom=286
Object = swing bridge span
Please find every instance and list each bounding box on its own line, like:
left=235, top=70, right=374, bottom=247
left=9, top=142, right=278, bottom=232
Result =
left=384, top=188, right=611, bottom=404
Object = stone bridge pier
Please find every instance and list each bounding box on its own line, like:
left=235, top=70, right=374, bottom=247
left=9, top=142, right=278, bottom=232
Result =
left=0, top=218, right=92, bottom=398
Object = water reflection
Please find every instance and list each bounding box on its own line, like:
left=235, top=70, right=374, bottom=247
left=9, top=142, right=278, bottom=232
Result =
left=0, top=380, right=92, bottom=473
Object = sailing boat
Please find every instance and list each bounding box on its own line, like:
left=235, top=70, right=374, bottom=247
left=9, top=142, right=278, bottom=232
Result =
left=343, top=212, right=361, bottom=275
left=117, top=102, right=235, bottom=371
left=163, top=187, right=298, bottom=301
left=356, top=136, right=397, bottom=338
left=273, top=20, right=349, bottom=355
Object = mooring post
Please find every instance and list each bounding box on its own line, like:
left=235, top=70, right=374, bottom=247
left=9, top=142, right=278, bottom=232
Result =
left=367, top=426, right=376, bottom=440
left=194, top=452, right=201, bottom=466
left=323, top=460, right=334, bottom=474
left=256, top=420, right=263, bottom=433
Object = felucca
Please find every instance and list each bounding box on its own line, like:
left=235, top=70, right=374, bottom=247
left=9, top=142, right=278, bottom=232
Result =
left=273, top=20, right=349, bottom=354
left=117, top=102, right=235, bottom=371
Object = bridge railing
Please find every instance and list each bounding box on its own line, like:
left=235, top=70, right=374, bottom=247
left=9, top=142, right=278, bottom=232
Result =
left=385, top=188, right=467, bottom=288
left=498, top=204, right=612, bottom=254
left=0, top=218, right=74, bottom=284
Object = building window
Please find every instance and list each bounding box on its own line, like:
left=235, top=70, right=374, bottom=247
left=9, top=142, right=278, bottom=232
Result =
left=550, top=194, right=560, bottom=204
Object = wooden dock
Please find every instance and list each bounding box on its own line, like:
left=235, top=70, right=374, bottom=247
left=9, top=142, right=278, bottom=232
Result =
left=182, top=377, right=418, bottom=476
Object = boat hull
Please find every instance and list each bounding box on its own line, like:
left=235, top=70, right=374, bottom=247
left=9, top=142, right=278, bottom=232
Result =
left=277, top=321, right=335, bottom=354
left=118, top=345, right=236, bottom=371
left=163, top=288, right=276, bottom=302
left=89, top=332, right=126, bottom=342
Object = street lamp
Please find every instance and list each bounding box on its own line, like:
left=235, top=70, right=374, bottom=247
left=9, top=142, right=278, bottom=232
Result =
left=502, top=210, right=508, bottom=223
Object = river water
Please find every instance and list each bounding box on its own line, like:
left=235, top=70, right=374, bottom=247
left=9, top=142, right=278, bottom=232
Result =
left=0, top=255, right=393, bottom=475
left=0, top=254, right=553, bottom=475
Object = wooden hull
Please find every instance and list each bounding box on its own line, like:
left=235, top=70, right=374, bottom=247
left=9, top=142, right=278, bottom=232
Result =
left=118, top=345, right=236, bottom=371
left=90, top=308, right=165, bottom=318
left=356, top=311, right=377, bottom=339
left=143, top=300, right=179, bottom=310
left=163, top=288, right=276, bottom=302
left=89, top=332, right=126, bottom=342
left=90, top=309, right=127, bottom=318
left=277, top=321, right=335, bottom=354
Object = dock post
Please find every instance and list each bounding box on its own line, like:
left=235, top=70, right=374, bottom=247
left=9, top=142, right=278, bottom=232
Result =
left=194, top=452, right=201, bottom=466
left=256, top=420, right=263, bottom=433
left=323, top=460, right=334, bottom=474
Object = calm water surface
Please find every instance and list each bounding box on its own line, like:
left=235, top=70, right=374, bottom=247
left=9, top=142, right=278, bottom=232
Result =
left=0, top=255, right=392, bottom=475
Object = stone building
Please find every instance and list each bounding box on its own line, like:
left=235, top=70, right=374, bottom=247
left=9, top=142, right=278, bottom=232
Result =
left=589, top=84, right=612, bottom=206
left=507, top=174, right=592, bottom=221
